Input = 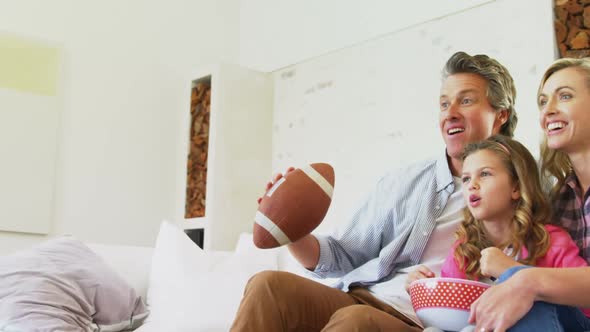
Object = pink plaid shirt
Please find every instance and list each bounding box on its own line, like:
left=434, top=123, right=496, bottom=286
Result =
left=552, top=173, right=590, bottom=263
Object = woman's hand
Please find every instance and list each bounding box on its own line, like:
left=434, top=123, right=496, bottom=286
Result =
left=405, top=265, right=435, bottom=293
left=469, top=272, right=535, bottom=332
left=257, top=167, right=296, bottom=204
left=479, top=247, right=522, bottom=279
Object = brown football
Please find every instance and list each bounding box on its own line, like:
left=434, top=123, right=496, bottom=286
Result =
left=253, top=163, right=335, bottom=249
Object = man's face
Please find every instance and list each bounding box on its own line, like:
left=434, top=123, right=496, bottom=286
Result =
left=439, top=73, right=507, bottom=162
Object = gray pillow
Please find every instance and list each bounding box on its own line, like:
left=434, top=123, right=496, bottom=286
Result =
left=0, top=236, right=148, bottom=332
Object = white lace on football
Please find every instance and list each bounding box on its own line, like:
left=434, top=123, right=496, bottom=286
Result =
left=301, top=165, right=333, bottom=198
left=254, top=211, right=291, bottom=245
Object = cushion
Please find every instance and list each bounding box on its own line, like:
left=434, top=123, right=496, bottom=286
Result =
left=235, top=232, right=337, bottom=286
left=87, top=242, right=154, bottom=298
left=0, top=236, right=148, bottom=332
left=144, top=221, right=278, bottom=331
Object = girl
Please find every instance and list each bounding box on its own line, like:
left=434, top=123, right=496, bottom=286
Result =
left=414, top=135, right=588, bottom=332
left=440, top=135, right=587, bottom=282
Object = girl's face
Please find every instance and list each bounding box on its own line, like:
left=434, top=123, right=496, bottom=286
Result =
left=461, top=149, right=520, bottom=223
left=538, top=67, right=590, bottom=154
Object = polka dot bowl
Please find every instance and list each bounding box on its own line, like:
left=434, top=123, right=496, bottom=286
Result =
left=409, top=277, right=490, bottom=331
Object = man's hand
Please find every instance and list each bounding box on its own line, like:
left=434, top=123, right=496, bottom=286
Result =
left=470, top=271, right=535, bottom=332
left=479, top=247, right=521, bottom=279
left=257, top=167, right=296, bottom=204
left=405, top=265, right=435, bottom=293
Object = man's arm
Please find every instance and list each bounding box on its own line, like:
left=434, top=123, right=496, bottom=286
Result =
left=262, top=168, right=382, bottom=274
left=471, top=267, right=590, bottom=332
left=287, top=234, right=320, bottom=269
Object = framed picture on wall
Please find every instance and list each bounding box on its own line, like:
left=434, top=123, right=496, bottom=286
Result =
left=0, top=32, right=62, bottom=234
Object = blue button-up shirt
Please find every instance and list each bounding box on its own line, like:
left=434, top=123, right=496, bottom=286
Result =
left=313, top=151, right=457, bottom=291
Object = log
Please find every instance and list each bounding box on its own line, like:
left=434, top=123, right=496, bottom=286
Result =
left=568, top=13, right=584, bottom=29
left=584, top=5, right=590, bottom=27
left=553, top=7, right=569, bottom=24
left=555, top=5, right=569, bottom=22
left=566, top=0, right=584, bottom=15
left=570, top=30, right=590, bottom=49
left=559, top=42, right=568, bottom=57
left=567, top=24, right=581, bottom=42
left=566, top=48, right=590, bottom=57
left=185, top=82, right=211, bottom=219
left=556, top=19, right=568, bottom=42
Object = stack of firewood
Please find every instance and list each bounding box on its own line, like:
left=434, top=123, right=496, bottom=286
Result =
left=555, top=0, right=590, bottom=58
left=185, top=82, right=211, bottom=218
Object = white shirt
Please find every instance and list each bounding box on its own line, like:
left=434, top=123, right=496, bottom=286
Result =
left=313, top=152, right=459, bottom=291
left=368, top=177, right=464, bottom=326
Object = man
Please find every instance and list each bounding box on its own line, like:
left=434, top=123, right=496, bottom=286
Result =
left=231, top=51, right=517, bottom=331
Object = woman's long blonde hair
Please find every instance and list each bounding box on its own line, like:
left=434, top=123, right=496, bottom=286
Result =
left=538, top=58, right=590, bottom=199
left=455, top=135, right=551, bottom=279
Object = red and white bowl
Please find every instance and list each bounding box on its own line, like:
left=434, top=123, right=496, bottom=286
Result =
left=409, top=277, right=490, bottom=331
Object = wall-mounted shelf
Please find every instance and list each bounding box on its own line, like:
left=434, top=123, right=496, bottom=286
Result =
left=177, top=64, right=273, bottom=250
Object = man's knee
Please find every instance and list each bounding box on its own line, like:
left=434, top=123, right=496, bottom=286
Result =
left=331, top=305, right=373, bottom=322
left=247, top=270, right=282, bottom=286
left=244, top=270, right=284, bottom=295
left=327, top=305, right=376, bottom=330
left=244, top=270, right=305, bottom=300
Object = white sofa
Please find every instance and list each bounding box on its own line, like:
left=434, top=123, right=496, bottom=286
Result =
left=89, top=221, right=331, bottom=332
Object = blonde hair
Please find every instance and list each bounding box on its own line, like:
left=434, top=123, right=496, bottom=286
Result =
left=455, top=135, right=551, bottom=279
left=538, top=58, right=590, bottom=199
left=443, top=52, right=518, bottom=137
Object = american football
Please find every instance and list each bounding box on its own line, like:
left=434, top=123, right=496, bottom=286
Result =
left=253, top=163, right=335, bottom=249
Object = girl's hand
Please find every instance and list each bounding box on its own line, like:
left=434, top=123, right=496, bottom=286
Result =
left=405, top=265, right=435, bottom=293
left=479, top=247, right=521, bottom=279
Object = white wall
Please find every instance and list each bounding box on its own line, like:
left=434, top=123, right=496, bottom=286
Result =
left=0, top=0, right=240, bottom=253
left=239, top=0, right=493, bottom=72
left=264, top=0, right=557, bottom=233
left=0, top=0, right=558, bottom=253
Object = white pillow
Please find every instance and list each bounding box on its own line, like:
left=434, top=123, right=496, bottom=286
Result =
left=145, top=221, right=278, bottom=331
left=236, top=232, right=338, bottom=286
left=235, top=232, right=283, bottom=265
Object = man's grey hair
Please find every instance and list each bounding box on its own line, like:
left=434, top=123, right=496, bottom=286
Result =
left=442, top=51, right=518, bottom=137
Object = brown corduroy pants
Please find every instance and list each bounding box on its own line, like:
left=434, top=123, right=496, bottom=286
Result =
left=230, top=270, right=422, bottom=332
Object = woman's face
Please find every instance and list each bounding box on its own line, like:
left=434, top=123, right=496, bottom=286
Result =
left=538, top=67, right=590, bottom=154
